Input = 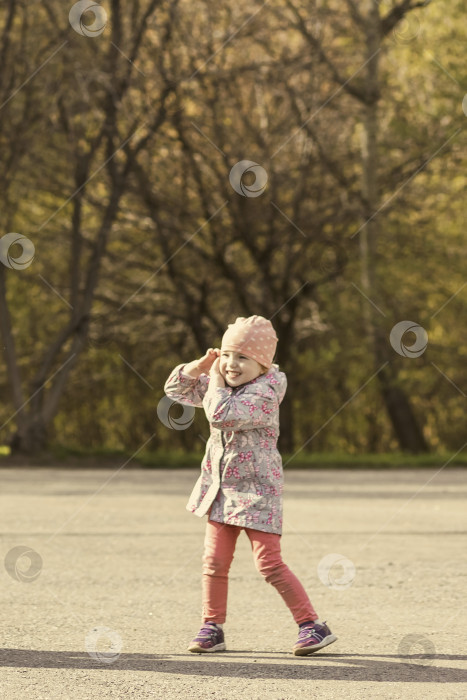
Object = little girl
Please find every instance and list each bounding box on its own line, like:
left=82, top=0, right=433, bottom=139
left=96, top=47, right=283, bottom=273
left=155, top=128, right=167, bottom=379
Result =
left=163, top=315, right=337, bottom=656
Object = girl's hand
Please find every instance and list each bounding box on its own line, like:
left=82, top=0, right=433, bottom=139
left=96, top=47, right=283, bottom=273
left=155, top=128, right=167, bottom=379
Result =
left=181, top=348, right=219, bottom=379
left=208, top=356, right=225, bottom=388
left=197, top=348, right=220, bottom=374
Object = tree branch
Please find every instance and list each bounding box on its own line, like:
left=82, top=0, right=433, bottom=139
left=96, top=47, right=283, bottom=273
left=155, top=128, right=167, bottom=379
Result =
left=381, top=0, right=432, bottom=37
left=283, top=0, right=369, bottom=103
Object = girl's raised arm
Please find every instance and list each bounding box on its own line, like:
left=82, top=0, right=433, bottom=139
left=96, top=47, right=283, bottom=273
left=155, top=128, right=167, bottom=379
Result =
left=163, top=349, right=219, bottom=407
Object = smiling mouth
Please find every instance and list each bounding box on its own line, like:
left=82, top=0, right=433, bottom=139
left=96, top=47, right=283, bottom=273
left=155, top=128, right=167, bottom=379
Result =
left=227, top=371, right=241, bottom=377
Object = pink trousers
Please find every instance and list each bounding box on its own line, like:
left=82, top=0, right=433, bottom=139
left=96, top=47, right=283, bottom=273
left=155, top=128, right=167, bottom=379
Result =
left=201, top=519, right=318, bottom=625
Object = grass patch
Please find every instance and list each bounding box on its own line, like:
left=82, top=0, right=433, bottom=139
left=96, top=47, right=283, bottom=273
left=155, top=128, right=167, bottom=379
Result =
left=1, top=444, right=466, bottom=468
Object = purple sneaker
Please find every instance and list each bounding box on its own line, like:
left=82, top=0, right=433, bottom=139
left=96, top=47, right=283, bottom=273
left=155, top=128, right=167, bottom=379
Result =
left=187, top=622, right=226, bottom=653
left=293, top=621, right=337, bottom=656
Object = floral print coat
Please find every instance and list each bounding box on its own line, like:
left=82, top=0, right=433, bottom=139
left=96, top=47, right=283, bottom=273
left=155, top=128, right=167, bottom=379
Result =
left=163, top=363, right=287, bottom=535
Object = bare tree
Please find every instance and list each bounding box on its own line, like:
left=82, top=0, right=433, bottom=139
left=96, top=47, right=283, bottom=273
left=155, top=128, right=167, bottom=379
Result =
left=280, top=0, right=434, bottom=451
left=0, top=0, right=177, bottom=451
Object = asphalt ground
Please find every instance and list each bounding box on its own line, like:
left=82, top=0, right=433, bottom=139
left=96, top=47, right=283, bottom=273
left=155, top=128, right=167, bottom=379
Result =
left=1, top=466, right=466, bottom=699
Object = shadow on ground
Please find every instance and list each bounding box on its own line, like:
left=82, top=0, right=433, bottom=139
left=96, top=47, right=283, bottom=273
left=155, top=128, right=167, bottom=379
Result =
left=1, top=649, right=466, bottom=682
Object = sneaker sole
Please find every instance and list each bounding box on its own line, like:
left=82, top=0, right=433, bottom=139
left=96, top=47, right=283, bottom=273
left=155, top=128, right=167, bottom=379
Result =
left=187, top=642, right=227, bottom=653
left=293, top=634, right=337, bottom=656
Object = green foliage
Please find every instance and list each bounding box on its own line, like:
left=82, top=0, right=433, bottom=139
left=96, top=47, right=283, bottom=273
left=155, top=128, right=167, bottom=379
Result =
left=0, top=0, right=465, bottom=456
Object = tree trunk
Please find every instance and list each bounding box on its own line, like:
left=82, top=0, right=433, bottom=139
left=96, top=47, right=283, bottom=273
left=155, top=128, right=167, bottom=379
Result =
left=359, top=2, right=428, bottom=453
left=275, top=317, right=300, bottom=454
left=9, top=418, right=48, bottom=454
left=378, top=370, right=428, bottom=452
left=278, top=391, right=294, bottom=454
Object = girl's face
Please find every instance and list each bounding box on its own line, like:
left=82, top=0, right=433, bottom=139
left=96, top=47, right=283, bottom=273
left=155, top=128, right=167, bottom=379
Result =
left=219, top=350, right=265, bottom=387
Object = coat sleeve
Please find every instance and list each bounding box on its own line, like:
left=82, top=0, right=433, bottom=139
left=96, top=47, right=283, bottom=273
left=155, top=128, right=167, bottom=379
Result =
left=202, top=369, right=287, bottom=430
left=163, top=363, right=210, bottom=407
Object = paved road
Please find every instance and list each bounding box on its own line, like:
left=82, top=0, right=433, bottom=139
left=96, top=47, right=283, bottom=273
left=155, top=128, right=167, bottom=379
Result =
left=1, top=466, right=466, bottom=699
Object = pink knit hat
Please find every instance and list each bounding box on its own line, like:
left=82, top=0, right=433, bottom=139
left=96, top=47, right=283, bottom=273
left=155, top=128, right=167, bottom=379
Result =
left=221, top=315, right=278, bottom=368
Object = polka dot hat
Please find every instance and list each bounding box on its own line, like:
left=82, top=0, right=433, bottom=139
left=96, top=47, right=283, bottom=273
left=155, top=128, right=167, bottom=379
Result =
left=221, top=315, right=278, bottom=368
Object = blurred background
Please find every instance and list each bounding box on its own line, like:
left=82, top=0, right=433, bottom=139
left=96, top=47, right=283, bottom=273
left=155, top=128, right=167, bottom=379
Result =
left=0, top=0, right=465, bottom=464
